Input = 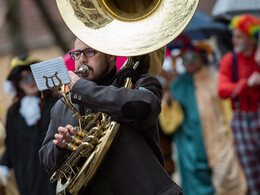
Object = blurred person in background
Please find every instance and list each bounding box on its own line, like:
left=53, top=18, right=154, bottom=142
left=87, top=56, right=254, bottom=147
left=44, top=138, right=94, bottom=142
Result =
left=218, top=14, right=260, bottom=195
left=0, top=55, right=58, bottom=195
left=156, top=48, right=179, bottom=177
left=170, top=41, right=247, bottom=195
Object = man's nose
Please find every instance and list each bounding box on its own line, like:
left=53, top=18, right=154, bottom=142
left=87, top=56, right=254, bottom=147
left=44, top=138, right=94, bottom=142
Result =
left=79, top=53, right=88, bottom=63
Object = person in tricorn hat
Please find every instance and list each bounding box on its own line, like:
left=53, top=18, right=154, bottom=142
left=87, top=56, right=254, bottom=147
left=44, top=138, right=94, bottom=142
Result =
left=0, top=54, right=57, bottom=195
left=218, top=14, right=260, bottom=195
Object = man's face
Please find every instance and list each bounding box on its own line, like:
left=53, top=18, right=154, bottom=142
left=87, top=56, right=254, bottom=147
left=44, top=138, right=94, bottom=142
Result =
left=73, top=39, right=115, bottom=82
left=232, top=29, right=255, bottom=54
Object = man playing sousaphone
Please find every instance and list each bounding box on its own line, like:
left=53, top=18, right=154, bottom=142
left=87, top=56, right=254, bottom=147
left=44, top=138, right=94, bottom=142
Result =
left=39, top=0, right=199, bottom=194
left=40, top=37, right=184, bottom=194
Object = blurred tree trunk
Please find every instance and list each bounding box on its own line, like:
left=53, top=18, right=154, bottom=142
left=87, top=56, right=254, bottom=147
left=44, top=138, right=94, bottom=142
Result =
left=34, top=0, right=70, bottom=53
left=5, top=0, right=28, bottom=56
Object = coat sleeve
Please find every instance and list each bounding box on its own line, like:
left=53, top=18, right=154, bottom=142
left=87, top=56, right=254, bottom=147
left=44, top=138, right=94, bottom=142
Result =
left=39, top=75, right=162, bottom=173
left=38, top=101, right=72, bottom=174
left=71, top=75, right=162, bottom=130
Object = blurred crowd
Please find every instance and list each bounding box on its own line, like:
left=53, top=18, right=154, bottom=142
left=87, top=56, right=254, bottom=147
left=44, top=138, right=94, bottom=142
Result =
left=0, top=10, right=259, bottom=195
left=157, top=13, right=260, bottom=195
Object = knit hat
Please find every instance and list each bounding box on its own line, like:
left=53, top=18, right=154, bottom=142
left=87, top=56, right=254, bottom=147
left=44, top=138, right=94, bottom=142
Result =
left=230, top=14, right=260, bottom=40
left=7, top=54, right=41, bottom=81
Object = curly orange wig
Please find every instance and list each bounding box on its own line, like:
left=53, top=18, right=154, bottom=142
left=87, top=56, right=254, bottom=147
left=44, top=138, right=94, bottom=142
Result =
left=230, top=14, right=260, bottom=39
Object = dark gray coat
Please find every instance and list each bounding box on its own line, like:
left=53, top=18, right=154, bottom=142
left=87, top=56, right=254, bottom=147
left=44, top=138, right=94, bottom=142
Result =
left=39, top=74, right=182, bottom=195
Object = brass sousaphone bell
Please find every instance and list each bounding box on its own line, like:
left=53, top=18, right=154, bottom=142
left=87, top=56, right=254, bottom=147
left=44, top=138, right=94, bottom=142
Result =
left=57, top=0, right=199, bottom=76
left=53, top=0, right=199, bottom=194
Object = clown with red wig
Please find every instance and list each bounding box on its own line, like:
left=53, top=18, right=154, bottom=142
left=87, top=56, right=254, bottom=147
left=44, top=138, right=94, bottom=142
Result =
left=218, top=14, right=260, bottom=195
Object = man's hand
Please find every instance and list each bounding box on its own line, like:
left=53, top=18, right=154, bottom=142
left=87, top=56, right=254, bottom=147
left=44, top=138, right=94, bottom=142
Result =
left=247, top=71, right=260, bottom=87
left=113, top=67, right=139, bottom=87
left=53, top=125, right=76, bottom=149
left=0, top=165, right=9, bottom=187
left=68, top=71, right=80, bottom=90
left=0, top=174, right=7, bottom=187
left=163, top=90, right=173, bottom=106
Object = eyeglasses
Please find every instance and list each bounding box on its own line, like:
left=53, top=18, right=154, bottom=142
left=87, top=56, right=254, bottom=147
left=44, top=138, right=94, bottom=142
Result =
left=20, top=72, right=35, bottom=84
left=69, top=48, right=95, bottom=60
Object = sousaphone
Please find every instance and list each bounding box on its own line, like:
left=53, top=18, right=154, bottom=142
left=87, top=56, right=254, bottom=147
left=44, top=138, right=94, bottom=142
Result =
left=57, top=0, right=199, bottom=74
left=52, top=0, right=199, bottom=194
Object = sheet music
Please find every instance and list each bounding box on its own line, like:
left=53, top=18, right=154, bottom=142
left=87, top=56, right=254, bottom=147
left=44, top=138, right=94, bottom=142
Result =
left=30, top=57, right=71, bottom=91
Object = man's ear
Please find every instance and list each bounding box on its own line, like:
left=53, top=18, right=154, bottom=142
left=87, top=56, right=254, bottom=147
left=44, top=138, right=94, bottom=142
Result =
left=107, top=55, right=117, bottom=66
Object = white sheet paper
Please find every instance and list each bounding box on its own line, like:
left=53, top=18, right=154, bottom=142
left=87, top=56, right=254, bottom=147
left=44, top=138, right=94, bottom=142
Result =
left=30, top=57, right=71, bottom=91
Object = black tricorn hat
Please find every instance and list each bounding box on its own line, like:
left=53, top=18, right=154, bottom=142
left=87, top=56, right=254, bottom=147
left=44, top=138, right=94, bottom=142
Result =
left=7, top=54, right=41, bottom=81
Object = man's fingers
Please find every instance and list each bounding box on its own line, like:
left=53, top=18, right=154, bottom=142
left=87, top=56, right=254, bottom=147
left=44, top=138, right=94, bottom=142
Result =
left=54, top=125, right=76, bottom=149
left=58, top=126, right=68, bottom=136
left=53, top=133, right=69, bottom=148
left=54, top=133, right=63, bottom=141
left=65, top=125, right=76, bottom=136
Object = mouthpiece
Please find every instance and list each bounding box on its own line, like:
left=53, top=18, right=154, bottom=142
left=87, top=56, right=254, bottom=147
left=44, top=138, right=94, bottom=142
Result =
left=74, top=65, right=89, bottom=77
